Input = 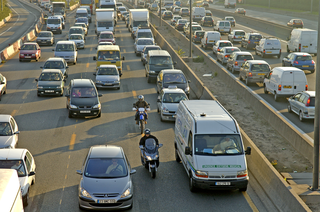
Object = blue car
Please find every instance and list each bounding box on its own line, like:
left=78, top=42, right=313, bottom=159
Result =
left=282, top=52, right=315, bottom=73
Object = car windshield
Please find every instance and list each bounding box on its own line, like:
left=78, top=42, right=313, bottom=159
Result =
left=235, top=31, right=245, bottom=35
left=47, top=19, right=60, bottom=24
left=250, top=35, right=262, bottom=40
left=21, top=44, right=36, bottom=50
left=0, top=122, right=12, bottom=136
left=98, top=51, right=120, bottom=60
left=196, top=32, right=205, bottom=36
left=70, top=35, right=82, bottom=40
left=164, top=73, right=186, bottom=83
left=0, top=160, right=26, bottom=177
left=194, top=134, right=243, bottom=155
left=251, top=64, right=270, bottom=72
left=44, top=61, right=64, bottom=69
left=296, top=55, right=312, bottom=61
left=71, top=87, right=97, bottom=98
left=39, top=72, right=62, bottom=81
left=97, top=21, right=113, bottom=27
left=137, top=39, right=153, bottom=45
left=84, top=158, right=127, bottom=178
left=97, top=67, right=118, bottom=75
left=100, top=33, right=113, bottom=39
left=149, top=56, right=173, bottom=65
left=236, top=55, right=253, bottom=60
left=219, top=42, right=232, bottom=47
left=137, top=32, right=152, bottom=38
left=38, top=32, right=52, bottom=37
left=225, top=48, right=240, bottom=53
left=163, top=93, right=187, bottom=103
left=55, top=44, right=74, bottom=51
left=69, top=29, right=83, bottom=34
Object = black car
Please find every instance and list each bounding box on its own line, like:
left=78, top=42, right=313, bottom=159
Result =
left=200, top=16, right=214, bottom=27
left=175, top=19, right=187, bottom=31
left=241, top=32, right=262, bottom=50
left=65, top=79, right=102, bottom=118
left=191, top=30, right=205, bottom=43
left=35, top=69, right=65, bottom=97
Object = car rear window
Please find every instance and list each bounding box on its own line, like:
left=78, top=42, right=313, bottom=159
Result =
left=219, top=42, right=232, bottom=47
left=137, top=39, right=154, bottom=45
left=294, top=20, right=302, bottom=23
left=251, top=64, right=270, bottom=72
left=235, top=31, right=245, bottom=35
left=196, top=32, right=205, bottom=36
left=236, top=55, right=253, bottom=60
left=100, top=33, right=113, bottom=39
left=225, top=48, right=240, bottom=53
left=219, top=22, right=230, bottom=26
left=309, top=97, right=315, bottom=106
left=250, top=35, right=262, bottom=40
left=296, top=55, right=312, bottom=61
left=138, top=32, right=153, bottom=38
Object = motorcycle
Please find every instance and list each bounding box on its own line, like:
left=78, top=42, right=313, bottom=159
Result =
left=132, top=104, right=150, bottom=134
left=140, top=138, right=163, bottom=178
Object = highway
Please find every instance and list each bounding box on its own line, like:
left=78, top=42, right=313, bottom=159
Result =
left=0, top=5, right=274, bottom=211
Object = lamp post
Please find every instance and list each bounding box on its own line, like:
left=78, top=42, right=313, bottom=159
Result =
left=160, top=0, right=162, bottom=26
left=189, top=0, right=192, bottom=58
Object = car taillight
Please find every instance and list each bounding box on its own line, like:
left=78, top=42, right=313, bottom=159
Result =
left=278, top=85, right=281, bottom=91
left=248, top=41, right=251, bottom=44
left=206, top=37, right=207, bottom=43
left=195, top=35, right=197, bottom=38
left=263, top=49, right=265, bottom=53
left=294, top=61, right=299, bottom=64
left=234, top=36, right=236, bottom=38
left=312, top=60, right=315, bottom=64
left=299, top=44, right=301, bottom=52
left=306, top=97, right=310, bottom=106
left=217, top=48, right=220, bottom=52
left=306, top=85, right=308, bottom=91
left=248, top=72, right=252, bottom=77
left=224, top=55, right=229, bottom=58
left=235, top=61, right=238, bottom=66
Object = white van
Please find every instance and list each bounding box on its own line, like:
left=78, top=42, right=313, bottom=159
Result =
left=192, top=7, right=205, bottom=22
left=0, top=169, right=24, bottom=212
left=264, top=67, right=308, bottom=101
left=174, top=100, right=251, bottom=192
left=255, top=37, right=281, bottom=58
left=287, top=28, right=317, bottom=55
left=75, top=8, right=89, bottom=19
left=201, top=31, right=221, bottom=49
left=214, top=20, right=231, bottom=34
left=46, top=16, right=62, bottom=34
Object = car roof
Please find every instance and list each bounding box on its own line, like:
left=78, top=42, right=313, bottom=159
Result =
left=225, top=16, right=234, bottom=18
left=292, top=52, right=312, bottom=56
left=144, top=45, right=160, bottom=49
left=97, top=45, right=120, bottom=51
left=39, top=31, right=53, bottom=34
left=89, top=145, right=123, bottom=158
left=148, top=50, right=170, bottom=56
left=23, top=42, right=37, bottom=45
left=233, top=30, right=245, bottom=32
left=217, top=40, right=231, bottom=43
left=233, top=51, right=252, bottom=55
left=98, top=65, right=118, bottom=68
left=69, top=34, right=84, bottom=37
left=71, top=79, right=94, bottom=87
left=56, top=41, right=75, bottom=45
left=70, top=26, right=83, bottom=29
left=0, top=115, right=12, bottom=122
left=161, top=69, right=184, bottom=74
left=246, top=60, right=269, bottom=64
left=41, top=69, right=63, bottom=74
left=303, top=91, right=315, bottom=96
left=46, top=57, right=65, bottom=62
left=137, top=38, right=154, bottom=41
left=100, top=31, right=113, bottom=34
left=0, top=149, right=27, bottom=160
left=162, top=87, right=186, bottom=94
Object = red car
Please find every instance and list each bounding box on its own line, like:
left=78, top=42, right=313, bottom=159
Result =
left=19, top=43, right=41, bottom=62
left=98, top=31, right=116, bottom=45
left=287, top=19, right=304, bottom=28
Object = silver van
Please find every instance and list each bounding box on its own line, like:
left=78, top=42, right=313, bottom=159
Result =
left=46, top=16, right=62, bottom=34
left=53, top=41, right=78, bottom=65
left=214, top=20, right=231, bottom=34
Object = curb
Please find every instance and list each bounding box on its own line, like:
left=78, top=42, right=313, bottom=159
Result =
left=0, top=13, right=12, bottom=28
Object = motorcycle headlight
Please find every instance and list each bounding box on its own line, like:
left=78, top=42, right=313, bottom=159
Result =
left=37, top=86, right=43, bottom=89
left=120, top=188, right=131, bottom=198
left=93, top=103, right=101, bottom=109
left=146, top=156, right=152, bottom=160
left=70, top=104, right=77, bottom=109
left=80, top=187, right=92, bottom=199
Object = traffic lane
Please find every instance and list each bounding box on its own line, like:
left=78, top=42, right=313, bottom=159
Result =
left=0, top=0, right=41, bottom=50
left=160, top=15, right=316, bottom=139
left=210, top=4, right=318, bottom=31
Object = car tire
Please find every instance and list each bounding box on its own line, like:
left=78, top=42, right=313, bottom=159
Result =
left=3, top=87, right=6, bottom=95
left=74, top=59, right=77, bottom=65
left=160, top=112, right=164, bottom=122
left=175, top=148, right=181, bottom=162
left=287, top=104, right=292, bottom=113
left=231, top=67, right=235, bottom=74
left=23, top=189, right=29, bottom=206
left=299, top=111, right=304, bottom=122
left=189, top=174, right=197, bottom=192
left=264, top=85, right=268, bottom=94
left=311, top=69, right=315, bottom=73
left=147, top=77, right=152, bottom=83
left=274, top=93, right=279, bottom=102
left=97, top=112, right=101, bottom=118
left=68, top=111, right=72, bottom=118
left=282, top=61, right=285, bottom=66
left=239, top=187, right=247, bottom=192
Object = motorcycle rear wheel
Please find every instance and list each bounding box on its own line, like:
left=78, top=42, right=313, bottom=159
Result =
left=140, top=120, right=145, bottom=134
left=151, top=167, right=156, bottom=178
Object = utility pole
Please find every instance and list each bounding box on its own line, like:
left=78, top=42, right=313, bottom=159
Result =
left=189, top=0, right=192, bottom=58
left=160, top=0, right=162, bottom=26
left=311, top=0, right=313, bottom=13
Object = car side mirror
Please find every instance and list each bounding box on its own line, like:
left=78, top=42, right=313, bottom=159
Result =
left=245, top=146, right=251, bottom=155
left=63, top=79, right=66, bottom=82
left=66, top=38, right=69, bottom=40
left=130, top=169, right=137, bottom=175
left=66, top=66, right=69, bottom=69
left=14, top=131, right=20, bottom=134
left=93, top=56, right=96, bottom=60
left=185, top=146, right=191, bottom=155
left=76, top=170, right=82, bottom=175
left=157, top=98, right=161, bottom=102
left=188, top=80, right=191, bottom=83
left=29, top=171, right=36, bottom=176
left=40, top=66, right=43, bottom=69
left=98, top=94, right=103, bottom=97
left=158, top=143, right=163, bottom=148
left=93, top=73, right=96, bottom=76
left=120, top=73, right=122, bottom=77
left=35, top=79, right=38, bottom=82
left=52, top=49, right=55, bottom=51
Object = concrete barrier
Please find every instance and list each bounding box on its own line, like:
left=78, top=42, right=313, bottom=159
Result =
left=0, top=13, right=12, bottom=28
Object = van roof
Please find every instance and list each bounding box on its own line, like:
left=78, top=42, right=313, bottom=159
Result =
left=0, top=149, right=27, bottom=160
left=97, top=45, right=120, bottom=51
left=292, top=28, right=316, bottom=32
left=182, top=100, right=239, bottom=134
left=273, top=67, right=304, bottom=72
left=148, top=50, right=170, bottom=56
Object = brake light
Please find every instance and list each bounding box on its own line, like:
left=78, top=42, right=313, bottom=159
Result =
left=306, top=84, right=308, bottom=91
left=248, top=41, right=251, bottom=44
left=263, top=49, right=265, bottom=54
left=294, top=61, right=299, bottom=64
left=206, top=37, right=207, bottom=43
left=235, top=61, right=238, bottom=66
left=248, top=72, right=252, bottom=77
left=306, top=97, right=310, bottom=106
left=278, top=85, right=281, bottom=91
left=299, top=44, right=301, bottom=52
left=312, top=61, right=315, bottom=64
left=234, top=36, right=236, bottom=38
left=224, top=55, right=229, bottom=58
left=217, top=48, right=220, bottom=52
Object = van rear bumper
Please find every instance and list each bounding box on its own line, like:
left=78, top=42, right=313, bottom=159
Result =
left=193, top=177, right=248, bottom=190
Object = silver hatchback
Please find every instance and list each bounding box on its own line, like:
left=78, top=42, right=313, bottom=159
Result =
left=239, top=60, right=271, bottom=85
left=288, top=91, right=315, bottom=122
left=226, top=51, right=254, bottom=73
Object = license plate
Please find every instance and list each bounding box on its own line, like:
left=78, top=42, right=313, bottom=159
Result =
left=258, top=73, right=265, bottom=75
left=303, top=65, right=309, bottom=67
left=25, top=56, right=31, bottom=58
left=196, top=15, right=199, bottom=17
left=45, top=90, right=54, bottom=93
left=104, top=83, right=112, bottom=85
left=216, top=182, right=231, bottom=185
left=97, top=199, right=116, bottom=203
left=220, top=29, right=225, bottom=31
left=209, top=41, right=213, bottom=42
left=80, top=110, right=91, bottom=113
left=303, top=46, right=308, bottom=48
left=283, top=86, right=292, bottom=88
left=266, top=51, right=272, bottom=53
left=254, top=42, right=258, bottom=44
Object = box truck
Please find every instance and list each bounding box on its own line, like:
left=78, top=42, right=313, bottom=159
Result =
left=95, top=9, right=115, bottom=36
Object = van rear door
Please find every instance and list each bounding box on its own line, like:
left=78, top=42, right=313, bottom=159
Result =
left=293, top=71, right=307, bottom=93
left=280, top=71, right=294, bottom=95
left=301, top=31, right=317, bottom=54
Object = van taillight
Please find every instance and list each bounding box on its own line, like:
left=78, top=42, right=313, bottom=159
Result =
left=206, top=37, right=207, bottom=43
left=248, top=41, right=251, bottom=44
left=248, top=72, right=252, bottom=77
left=306, top=85, right=308, bottom=91
left=195, top=35, right=197, bottom=38
left=299, top=44, right=301, bottom=52
left=294, top=61, right=299, bottom=64
left=234, top=36, right=236, bottom=38
left=235, top=61, right=238, bottom=66
left=278, top=85, right=281, bottom=91
left=312, top=60, right=315, bottom=64
left=263, top=49, right=265, bottom=54
left=306, top=97, right=310, bottom=106
left=224, top=55, right=229, bottom=58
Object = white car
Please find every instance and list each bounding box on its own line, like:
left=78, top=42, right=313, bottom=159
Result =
left=216, top=46, right=240, bottom=64
left=0, top=73, right=7, bottom=101
left=68, top=34, right=85, bottom=49
left=0, top=115, right=19, bottom=149
left=212, top=40, right=233, bottom=55
left=0, top=148, right=36, bottom=206
left=134, top=38, right=155, bottom=56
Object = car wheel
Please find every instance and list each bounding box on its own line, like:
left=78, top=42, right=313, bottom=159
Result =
left=97, top=112, right=101, bottom=118
left=299, top=111, right=304, bottom=122
left=264, top=85, right=268, bottom=94
left=160, top=112, right=164, bottom=122
left=175, top=148, right=181, bottom=162
left=282, top=61, right=285, bottom=66
left=68, top=111, right=73, bottom=118
left=274, top=92, right=279, bottom=102
left=189, top=173, right=197, bottom=192
left=239, top=187, right=247, bottom=192
left=287, top=104, right=292, bottom=113
left=23, top=189, right=29, bottom=206
left=3, top=87, right=6, bottom=94
left=311, top=69, right=315, bottom=73
left=73, top=59, right=77, bottom=65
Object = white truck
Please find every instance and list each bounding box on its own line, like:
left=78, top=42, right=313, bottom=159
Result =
left=95, top=9, right=115, bottom=36
left=224, top=0, right=236, bottom=8
left=129, top=9, right=149, bottom=37
left=0, top=169, right=24, bottom=212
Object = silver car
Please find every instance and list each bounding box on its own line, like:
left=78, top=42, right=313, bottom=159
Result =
left=288, top=91, right=315, bottom=122
left=226, top=51, right=254, bottom=73
left=36, top=31, right=55, bottom=46
left=141, top=45, right=161, bottom=65
left=157, top=86, right=188, bottom=122
left=212, top=40, right=232, bottom=55
left=239, top=60, right=271, bottom=85
left=41, top=57, right=69, bottom=77
left=0, top=115, right=20, bottom=149
left=53, top=41, right=78, bottom=65
left=216, top=46, right=240, bottom=64
left=68, top=34, right=85, bottom=49
left=228, top=30, right=245, bottom=43
left=134, top=38, right=155, bottom=56
left=77, top=145, right=136, bottom=211
left=94, top=65, right=121, bottom=90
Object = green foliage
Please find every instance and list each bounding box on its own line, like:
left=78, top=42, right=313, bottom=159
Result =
left=175, top=48, right=185, bottom=57
left=0, top=0, right=11, bottom=21
left=193, top=55, right=204, bottom=63
left=245, top=0, right=319, bottom=12
left=214, top=72, right=218, bottom=77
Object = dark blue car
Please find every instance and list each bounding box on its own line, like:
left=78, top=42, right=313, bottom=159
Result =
left=282, top=52, right=315, bottom=73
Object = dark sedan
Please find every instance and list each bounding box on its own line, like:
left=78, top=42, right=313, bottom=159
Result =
left=35, top=69, right=65, bottom=96
left=175, top=19, right=188, bottom=31
left=200, top=16, right=214, bottom=27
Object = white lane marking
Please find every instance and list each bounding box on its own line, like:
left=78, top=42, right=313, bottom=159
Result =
left=0, top=3, right=21, bottom=36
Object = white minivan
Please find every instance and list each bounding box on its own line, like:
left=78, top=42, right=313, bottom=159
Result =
left=192, top=7, right=205, bottom=22
left=287, top=28, right=317, bottom=55
left=264, top=67, right=308, bottom=101
left=46, top=16, right=62, bottom=34
left=174, top=100, right=251, bottom=192
left=201, top=31, right=221, bottom=50
left=255, top=37, right=281, bottom=58
left=75, top=8, right=89, bottom=19
left=214, top=20, right=231, bottom=34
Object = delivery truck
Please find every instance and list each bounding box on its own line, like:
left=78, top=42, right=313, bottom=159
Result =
left=95, top=9, right=115, bottom=36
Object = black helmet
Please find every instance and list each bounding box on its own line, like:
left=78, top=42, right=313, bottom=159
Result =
left=138, top=95, right=144, bottom=101
left=145, top=128, right=150, bottom=134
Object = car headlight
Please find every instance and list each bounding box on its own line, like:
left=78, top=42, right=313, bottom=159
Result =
left=96, top=80, right=102, bottom=83
left=195, top=170, right=208, bottom=178
left=20, top=54, right=24, bottom=56
left=120, top=188, right=131, bottom=198
left=37, top=86, right=43, bottom=89
left=81, top=41, right=84, bottom=44
left=162, top=107, right=168, bottom=112
left=93, top=103, right=101, bottom=109
left=185, top=87, right=189, bottom=92
left=114, top=80, right=120, bottom=83
left=149, top=71, right=155, bottom=74
left=32, top=54, right=35, bottom=56
left=70, top=104, right=77, bottom=109
left=80, top=187, right=92, bottom=199
left=237, top=170, right=248, bottom=178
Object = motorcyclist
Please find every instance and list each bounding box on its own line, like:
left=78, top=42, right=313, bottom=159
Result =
left=134, top=95, right=149, bottom=125
left=139, top=128, right=159, bottom=166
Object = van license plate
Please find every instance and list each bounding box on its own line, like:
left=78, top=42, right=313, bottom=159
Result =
left=302, top=65, right=309, bottom=67
left=258, top=73, right=265, bottom=75
left=303, top=46, right=308, bottom=48
left=97, top=199, right=116, bottom=203
left=266, top=51, right=272, bottom=53
left=216, top=182, right=231, bottom=185
left=283, top=86, right=292, bottom=88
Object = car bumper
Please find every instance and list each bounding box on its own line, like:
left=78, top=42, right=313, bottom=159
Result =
left=193, top=17, right=202, bottom=21
left=36, top=40, right=52, bottom=45
left=69, top=109, right=101, bottom=117
left=293, top=65, right=315, bottom=70
left=20, top=56, right=37, bottom=60
left=79, top=195, right=133, bottom=211
left=204, top=43, right=213, bottom=48
left=96, top=82, right=120, bottom=88
left=192, top=176, right=248, bottom=190
left=232, top=38, right=243, bottom=42
left=232, top=66, right=240, bottom=72
left=203, top=22, right=213, bottom=26
left=76, top=43, right=85, bottom=48
left=246, top=77, right=265, bottom=83
left=176, top=26, right=184, bottom=30
left=193, top=38, right=201, bottom=43
left=38, top=89, right=62, bottom=96
left=58, top=57, right=76, bottom=63
left=47, top=29, right=61, bottom=33
left=161, top=112, right=176, bottom=121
